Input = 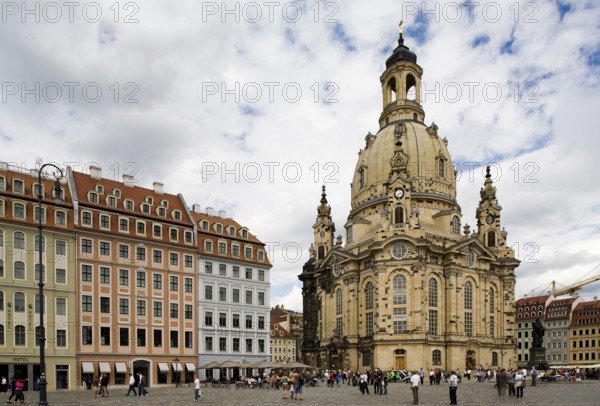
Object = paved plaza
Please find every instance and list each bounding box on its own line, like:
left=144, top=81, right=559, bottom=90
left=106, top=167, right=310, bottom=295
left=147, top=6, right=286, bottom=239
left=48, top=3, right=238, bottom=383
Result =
left=5, top=379, right=599, bottom=406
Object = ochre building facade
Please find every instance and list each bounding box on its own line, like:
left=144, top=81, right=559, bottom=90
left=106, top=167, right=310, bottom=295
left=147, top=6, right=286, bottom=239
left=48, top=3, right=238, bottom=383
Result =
left=299, top=30, right=519, bottom=372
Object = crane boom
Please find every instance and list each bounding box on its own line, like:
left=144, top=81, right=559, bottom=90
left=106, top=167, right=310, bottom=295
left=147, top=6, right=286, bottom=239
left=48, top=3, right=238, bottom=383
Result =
left=552, top=274, right=600, bottom=296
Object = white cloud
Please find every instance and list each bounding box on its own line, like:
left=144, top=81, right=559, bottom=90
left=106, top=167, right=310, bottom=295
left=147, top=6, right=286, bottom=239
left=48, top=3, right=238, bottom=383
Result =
left=1, top=0, right=600, bottom=309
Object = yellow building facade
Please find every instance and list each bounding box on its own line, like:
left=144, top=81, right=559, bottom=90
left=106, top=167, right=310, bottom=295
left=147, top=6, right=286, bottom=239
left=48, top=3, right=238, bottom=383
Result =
left=299, top=30, right=519, bottom=372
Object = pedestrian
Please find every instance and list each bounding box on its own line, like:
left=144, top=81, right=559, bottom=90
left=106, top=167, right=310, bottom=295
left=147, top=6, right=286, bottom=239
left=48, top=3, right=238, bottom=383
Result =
left=531, top=367, right=538, bottom=386
left=429, top=369, right=434, bottom=385
left=126, top=373, right=137, bottom=396
left=515, top=370, right=525, bottom=398
left=359, top=370, right=369, bottom=394
left=448, top=371, right=459, bottom=405
left=194, top=373, right=202, bottom=401
left=419, top=368, right=424, bottom=385
left=381, top=373, right=388, bottom=395
left=92, top=376, right=98, bottom=398
left=496, top=369, right=508, bottom=397
left=0, top=376, right=6, bottom=394
left=281, top=374, right=289, bottom=399
left=100, top=373, right=110, bottom=397
left=289, top=371, right=296, bottom=399
left=295, top=373, right=304, bottom=401
left=138, top=372, right=148, bottom=396
left=14, top=378, right=26, bottom=403
left=410, top=370, right=420, bottom=405
left=507, top=369, right=516, bottom=396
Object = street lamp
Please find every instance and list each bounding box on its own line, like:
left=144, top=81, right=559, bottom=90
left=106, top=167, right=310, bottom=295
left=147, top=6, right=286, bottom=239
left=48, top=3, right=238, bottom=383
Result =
left=37, top=161, right=64, bottom=406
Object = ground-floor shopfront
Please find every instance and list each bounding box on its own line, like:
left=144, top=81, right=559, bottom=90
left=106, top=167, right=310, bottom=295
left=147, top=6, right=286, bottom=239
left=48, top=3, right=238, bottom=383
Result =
left=0, top=355, right=76, bottom=392
left=78, top=356, right=197, bottom=388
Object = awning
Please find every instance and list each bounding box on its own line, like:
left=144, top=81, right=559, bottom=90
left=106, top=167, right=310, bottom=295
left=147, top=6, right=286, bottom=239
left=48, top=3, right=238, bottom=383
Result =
left=99, top=362, right=111, bottom=373
left=185, top=363, right=196, bottom=372
left=172, top=362, right=183, bottom=372
left=157, top=362, right=169, bottom=373
left=115, top=362, right=127, bottom=374
left=81, top=362, right=94, bottom=374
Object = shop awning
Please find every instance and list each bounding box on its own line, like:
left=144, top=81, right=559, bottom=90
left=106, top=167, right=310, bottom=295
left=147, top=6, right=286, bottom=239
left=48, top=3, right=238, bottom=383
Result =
left=99, top=362, right=111, bottom=373
left=81, top=362, right=94, bottom=374
left=115, top=362, right=127, bottom=374
left=172, top=362, right=183, bottom=372
left=186, top=363, right=196, bottom=372
left=157, top=362, right=169, bottom=373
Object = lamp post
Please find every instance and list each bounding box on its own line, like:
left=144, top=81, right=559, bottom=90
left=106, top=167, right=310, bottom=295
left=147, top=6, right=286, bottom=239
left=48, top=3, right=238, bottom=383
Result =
left=37, top=161, right=64, bottom=406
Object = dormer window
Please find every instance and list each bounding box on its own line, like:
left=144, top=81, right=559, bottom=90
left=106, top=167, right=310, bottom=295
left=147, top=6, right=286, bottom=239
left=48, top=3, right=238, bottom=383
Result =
left=0, top=176, right=5, bottom=190
left=228, top=226, right=235, bottom=236
left=201, top=221, right=209, bottom=231
left=242, top=229, right=248, bottom=239
left=160, top=200, right=168, bottom=208
left=113, top=189, right=121, bottom=198
left=141, top=204, right=150, bottom=214
left=107, top=196, right=116, bottom=207
left=33, top=183, right=43, bottom=198
left=258, top=250, right=264, bottom=261
left=173, top=210, right=182, bottom=220
left=215, top=224, right=222, bottom=233
left=145, top=196, right=153, bottom=205
left=158, top=207, right=166, bottom=217
left=95, top=185, right=104, bottom=194
left=13, top=179, right=24, bottom=193
left=124, top=200, right=134, bottom=210
left=88, top=192, right=98, bottom=203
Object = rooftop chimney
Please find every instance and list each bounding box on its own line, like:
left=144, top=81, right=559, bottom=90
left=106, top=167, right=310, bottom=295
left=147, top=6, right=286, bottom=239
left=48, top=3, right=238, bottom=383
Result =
left=123, top=174, right=135, bottom=187
left=206, top=207, right=214, bottom=216
left=89, top=165, right=102, bottom=180
left=192, top=204, right=202, bottom=213
left=219, top=210, right=226, bottom=219
left=153, top=182, right=164, bottom=194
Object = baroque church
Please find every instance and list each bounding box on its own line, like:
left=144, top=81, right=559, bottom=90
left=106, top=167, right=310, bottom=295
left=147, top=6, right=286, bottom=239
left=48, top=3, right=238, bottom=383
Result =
left=299, top=27, right=520, bottom=372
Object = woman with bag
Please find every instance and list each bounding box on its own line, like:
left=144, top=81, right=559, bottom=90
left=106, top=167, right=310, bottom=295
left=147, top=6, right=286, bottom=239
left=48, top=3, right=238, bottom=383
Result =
left=515, top=370, right=525, bottom=398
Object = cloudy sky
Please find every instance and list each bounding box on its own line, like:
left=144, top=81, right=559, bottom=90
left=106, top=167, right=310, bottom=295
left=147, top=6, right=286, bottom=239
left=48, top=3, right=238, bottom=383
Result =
left=2, top=0, right=599, bottom=311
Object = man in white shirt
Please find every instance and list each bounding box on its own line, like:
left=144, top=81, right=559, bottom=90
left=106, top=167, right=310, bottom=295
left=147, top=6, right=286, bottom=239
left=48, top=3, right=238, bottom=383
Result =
left=126, top=373, right=137, bottom=396
left=521, top=368, right=527, bottom=381
left=194, top=374, right=202, bottom=401
left=410, top=372, right=420, bottom=405
left=449, top=371, right=459, bottom=405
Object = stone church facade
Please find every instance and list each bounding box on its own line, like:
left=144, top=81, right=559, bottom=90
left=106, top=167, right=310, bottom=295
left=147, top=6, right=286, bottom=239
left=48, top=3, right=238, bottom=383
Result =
left=299, top=30, right=519, bottom=372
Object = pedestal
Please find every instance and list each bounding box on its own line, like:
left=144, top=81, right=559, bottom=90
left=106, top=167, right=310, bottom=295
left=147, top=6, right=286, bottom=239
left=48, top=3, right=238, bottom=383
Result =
left=527, top=347, right=549, bottom=370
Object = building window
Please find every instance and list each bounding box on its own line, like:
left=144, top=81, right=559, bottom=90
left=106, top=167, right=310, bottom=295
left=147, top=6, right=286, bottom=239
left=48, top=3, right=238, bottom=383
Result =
left=219, top=312, right=227, bottom=327
left=184, top=278, right=192, bottom=293
left=391, top=243, right=407, bottom=259
left=14, top=292, right=25, bottom=312
left=81, top=211, right=92, bottom=225
left=137, top=247, right=146, bottom=261
left=56, top=329, right=67, bottom=347
left=119, top=269, right=129, bottom=285
left=245, top=290, right=253, bottom=305
left=219, top=287, right=227, bottom=302
left=219, top=263, right=226, bottom=276
left=432, top=350, right=442, bottom=365
left=233, top=314, right=240, bottom=328
left=119, top=298, right=129, bottom=315
left=487, top=231, right=497, bottom=247
left=81, top=238, right=92, bottom=254
left=245, top=247, right=252, bottom=259
left=258, top=316, right=265, bottom=330
left=153, top=301, right=162, bottom=317
left=100, top=297, right=110, bottom=313
left=184, top=230, right=192, bottom=243
left=185, top=304, right=193, bottom=320
left=490, top=315, right=495, bottom=337
left=492, top=352, right=499, bottom=366
left=136, top=221, right=145, bottom=234
left=120, top=328, right=129, bottom=346
left=232, top=244, right=240, bottom=257
left=14, top=231, right=25, bottom=249
left=119, top=218, right=129, bottom=231
left=429, top=309, right=438, bottom=335
left=81, top=295, right=92, bottom=312
left=246, top=339, right=253, bottom=352
left=205, top=311, right=213, bottom=326
left=205, top=262, right=212, bottom=274
left=336, top=288, right=343, bottom=315
left=56, top=297, right=66, bottom=315
left=170, top=303, right=178, bottom=318
left=13, top=261, right=25, bottom=280
left=184, top=255, right=193, bottom=268
left=81, top=265, right=92, bottom=282
left=429, top=279, right=438, bottom=307
left=82, top=326, right=92, bottom=345
left=393, top=275, right=407, bottom=304
left=451, top=216, right=461, bottom=235
left=137, top=329, right=146, bottom=346
left=394, top=206, right=404, bottom=224
left=170, top=276, right=178, bottom=291
left=464, top=312, right=473, bottom=336
left=258, top=291, right=265, bottom=306
left=169, top=252, right=179, bottom=266
left=153, top=274, right=162, bottom=289
left=205, top=336, right=213, bottom=351
left=393, top=308, right=407, bottom=334
left=245, top=268, right=253, bottom=279
left=489, top=288, right=495, bottom=313
left=205, top=240, right=213, bottom=252
left=136, top=270, right=146, bottom=287
left=365, top=312, right=374, bottom=336
left=205, top=285, right=213, bottom=300
left=232, top=289, right=240, bottom=303
left=233, top=266, right=240, bottom=278
left=438, top=157, right=446, bottom=178
left=466, top=250, right=475, bottom=267
left=154, top=329, right=162, bottom=347
left=464, top=281, right=473, bottom=309
left=258, top=270, right=265, bottom=281
left=137, top=300, right=146, bottom=316
left=246, top=315, right=253, bottom=329
left=99, top=241, right=110, bottom=256
left=153, top=225, right=161, bottom=237
left=169, top=228, right=177, bottom=241
left=185, top=331, right=193, bottom=348
left=365, top=282, right=374, bottom=310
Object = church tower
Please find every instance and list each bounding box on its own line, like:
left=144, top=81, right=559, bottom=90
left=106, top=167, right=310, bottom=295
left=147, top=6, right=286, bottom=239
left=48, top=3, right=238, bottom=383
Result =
left=300, top=23, right=520, bottom=372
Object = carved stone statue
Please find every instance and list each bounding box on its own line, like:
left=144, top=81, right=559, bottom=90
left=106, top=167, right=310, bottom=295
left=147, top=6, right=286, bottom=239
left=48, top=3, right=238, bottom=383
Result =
left=532, top=318, right=545, bottom=348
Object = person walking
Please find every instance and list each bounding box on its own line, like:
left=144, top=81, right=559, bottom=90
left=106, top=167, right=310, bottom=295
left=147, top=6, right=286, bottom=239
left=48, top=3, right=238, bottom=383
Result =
left=280, top=374, right=289, bottom=399
left=13, top=379, right=26, bottom=403
left=193, top=373, right=202, bottom=401
left=295, top=373, right=304, bottom=401
left=0, top=376, right=7, bottom=394
left=496, top=369, right=508, bottom=397
left=448, top=371, right=459, bottom=405
left=419, top=368, right=424, bottom=385
left=126, top=373, right=137, bottom=396
left=381, top=373, right=388, bottom=395
left=138, top=372, right=148, bottom=396
left=507, top=369, right=516, bottom=396
left=410, top=370, right=420, bottom=405
left=515, top=370, right=525, bottom=399
left=531, top=367, right=538, bottom=386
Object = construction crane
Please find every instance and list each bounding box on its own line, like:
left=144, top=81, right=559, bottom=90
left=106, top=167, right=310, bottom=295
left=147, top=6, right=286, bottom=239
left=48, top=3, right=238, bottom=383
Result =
left=551, top=274, right=600, bottom=296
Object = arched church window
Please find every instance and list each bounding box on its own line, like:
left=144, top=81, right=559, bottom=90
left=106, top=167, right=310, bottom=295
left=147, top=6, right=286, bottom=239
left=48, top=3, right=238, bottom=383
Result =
left=406, top=74, right=416, bottom=100
left=413, top=113, right=417, bottom=121
left=388, top=77, right=397, bottom=103
left=394, top=205, right=404, bottom=224
left=464, top=281, right=473, bottom=309
left=318, top=245, right=325, bottom=260
left=492, top=352, right=499, bottom=366
left=346, top=225, right=353, bottom=244
left=429, top=279, right=438, bottom=307
left=438, top=157, right=445, bottom=178
left=365, top=282, right=374, bottom=310
left=432, top=350, right=442, bottom=365
left=391, top=243, right=407, bottom=259
left=336, top=288, right=343, bottom=315
left=487, top=231, right=497, bottom=247
left=489, top=288, right=495, bottom=313
left=451, top=216, right=461, bottom=235
left=358, top=168, right=365, bottom=188
left=393, top=275, right=407, bottom=305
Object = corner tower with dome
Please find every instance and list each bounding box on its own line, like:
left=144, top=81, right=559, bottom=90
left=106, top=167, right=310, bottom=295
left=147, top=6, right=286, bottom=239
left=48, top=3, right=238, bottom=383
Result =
left=299, top=26, right=519, bottom=372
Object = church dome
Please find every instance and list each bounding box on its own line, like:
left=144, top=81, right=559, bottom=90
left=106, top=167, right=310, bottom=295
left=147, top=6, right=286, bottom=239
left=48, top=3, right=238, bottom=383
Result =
left=385, top=36, right=417, bottom=68
left=351, top=120, right=456, bottom=209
